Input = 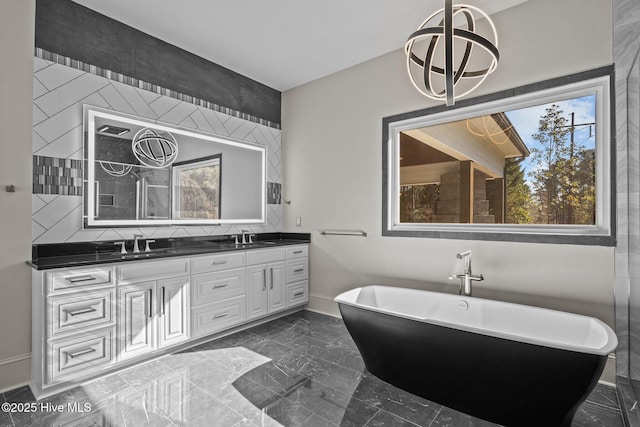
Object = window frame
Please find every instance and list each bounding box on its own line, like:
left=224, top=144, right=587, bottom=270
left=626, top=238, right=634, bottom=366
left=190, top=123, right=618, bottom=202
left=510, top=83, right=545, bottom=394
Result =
left=382, top=66, right=616, bottom=245
left=171, top=154, right=222, bottom=220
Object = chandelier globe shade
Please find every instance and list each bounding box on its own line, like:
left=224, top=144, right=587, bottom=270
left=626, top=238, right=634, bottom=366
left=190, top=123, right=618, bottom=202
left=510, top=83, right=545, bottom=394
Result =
left=405, top=0, right=499, bottom=106
left=131, top=128, right=179, bottom=169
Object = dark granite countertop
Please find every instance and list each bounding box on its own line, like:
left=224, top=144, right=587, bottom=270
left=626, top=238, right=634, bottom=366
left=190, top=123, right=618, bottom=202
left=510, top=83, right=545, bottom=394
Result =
left=28, top=233, right=311, bottom=270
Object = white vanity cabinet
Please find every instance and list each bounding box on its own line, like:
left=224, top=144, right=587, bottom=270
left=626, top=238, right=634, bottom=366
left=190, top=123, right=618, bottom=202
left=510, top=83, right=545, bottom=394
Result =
left=246, top=245, right=309, bottom=319
left=117, top=281, right=155, bottom=360
left=116, top=260, right=190, bottom=361
left=285, top=245, right=310, bottom=306
left=246, top=248, right=287, bottom=319
left=190, top=252, right=248, bottom=338
left=31, top=242, right=309, bottom=399
left=32, top=266, right=117, bottom=393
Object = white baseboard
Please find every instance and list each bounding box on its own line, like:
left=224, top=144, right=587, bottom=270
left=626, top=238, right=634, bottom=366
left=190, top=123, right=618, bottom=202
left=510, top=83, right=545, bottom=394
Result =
left=0, top=352, right=31, bottom=367
left=307, top=293, right=340, bottom=317
left=0, top=353, right=31, bottom=394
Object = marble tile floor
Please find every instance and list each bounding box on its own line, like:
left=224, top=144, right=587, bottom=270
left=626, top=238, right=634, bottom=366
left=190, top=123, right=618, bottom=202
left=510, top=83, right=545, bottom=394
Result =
left=0, top=310, right=625, bottom=426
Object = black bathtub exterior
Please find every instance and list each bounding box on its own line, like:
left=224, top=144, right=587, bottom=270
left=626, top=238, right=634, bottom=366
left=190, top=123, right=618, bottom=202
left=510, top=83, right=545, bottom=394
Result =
left=338, top=303, right=608, bottom=427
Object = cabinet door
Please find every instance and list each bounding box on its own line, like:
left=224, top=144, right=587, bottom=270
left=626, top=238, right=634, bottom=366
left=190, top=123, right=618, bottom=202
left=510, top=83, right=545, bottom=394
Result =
left=268, top=261, right=287, bottom=313
left=158, top=277, right=190, bottom=348
left=118, top=282, right=155, bottom=361
left=246, top=264, right=268, bottom=320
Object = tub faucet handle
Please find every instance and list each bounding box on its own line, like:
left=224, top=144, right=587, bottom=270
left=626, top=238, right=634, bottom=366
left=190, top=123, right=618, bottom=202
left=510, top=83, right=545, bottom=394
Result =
left=451, top=251, right=483, bottom=296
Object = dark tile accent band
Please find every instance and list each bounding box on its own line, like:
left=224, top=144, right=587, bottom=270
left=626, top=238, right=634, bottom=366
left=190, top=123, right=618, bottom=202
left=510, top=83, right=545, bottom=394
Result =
left=267, top=182, right=282, bottom=205
left=33, top=155, right=83, bottom=195
left=35, top=48, right=281, bottom=130
left=35, top=0, right=281, bottom=127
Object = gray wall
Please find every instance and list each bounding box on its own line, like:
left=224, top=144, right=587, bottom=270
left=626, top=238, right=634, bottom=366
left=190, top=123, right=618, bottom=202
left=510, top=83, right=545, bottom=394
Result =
left=0, top=0, right=35, bottom=392
left=282, top=0, right=616, bottom=381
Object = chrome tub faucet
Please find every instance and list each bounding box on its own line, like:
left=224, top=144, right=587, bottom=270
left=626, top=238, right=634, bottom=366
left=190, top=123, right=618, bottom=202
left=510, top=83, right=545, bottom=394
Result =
left=449, top=250, right=484, bottom=296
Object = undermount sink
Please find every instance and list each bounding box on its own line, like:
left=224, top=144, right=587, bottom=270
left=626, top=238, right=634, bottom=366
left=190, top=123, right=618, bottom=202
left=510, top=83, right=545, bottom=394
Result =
left=204, top=240, right=276, bottom=248
left=109, top=248, right=179, bottom=258
left=107, top=240, right=279, bottom=259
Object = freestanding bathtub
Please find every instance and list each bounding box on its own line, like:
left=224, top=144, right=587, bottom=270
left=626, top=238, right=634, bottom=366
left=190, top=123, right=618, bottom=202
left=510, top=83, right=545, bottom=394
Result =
left=335, top=286, right=618, bottom=427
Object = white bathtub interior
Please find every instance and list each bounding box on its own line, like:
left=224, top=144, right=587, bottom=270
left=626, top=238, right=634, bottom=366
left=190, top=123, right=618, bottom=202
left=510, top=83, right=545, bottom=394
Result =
left=338, top=286, right=617, bottom=355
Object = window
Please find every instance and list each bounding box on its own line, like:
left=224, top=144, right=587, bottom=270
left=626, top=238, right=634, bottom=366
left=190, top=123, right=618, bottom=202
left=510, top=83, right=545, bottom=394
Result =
left=172, top=155, right=221, bottom=220
left=383, top=67, right=614, bottom=245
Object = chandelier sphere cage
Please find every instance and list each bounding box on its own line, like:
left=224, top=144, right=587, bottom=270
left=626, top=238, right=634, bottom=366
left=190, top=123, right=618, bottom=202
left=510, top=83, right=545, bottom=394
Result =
left=405, top=1, right=499, bottom=105
left=98, top=161, right=133, bottom=177
left=466, top=116, right=513, bottom=145
left=132, top=128, right=179, bottom=169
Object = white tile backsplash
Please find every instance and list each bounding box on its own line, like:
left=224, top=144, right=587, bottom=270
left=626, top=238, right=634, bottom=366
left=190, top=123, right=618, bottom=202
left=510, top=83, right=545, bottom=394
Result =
left=34, top=125, right=83, bottom=159
left=35, top=62, right=85, bottom=92
left=159, top=101, right=198, bottom=125
left=34, top=72, right=109, bottom=117
left=149, top=95, right=182, bottom=118
left=32, top=55, right=283, bottom=244
left=97, top=84, right=139, bottom=116
left=109, top=80, right=158, bottom=118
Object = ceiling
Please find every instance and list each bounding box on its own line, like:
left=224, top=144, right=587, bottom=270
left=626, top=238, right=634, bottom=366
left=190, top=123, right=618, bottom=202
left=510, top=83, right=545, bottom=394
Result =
left=72, top=0, right=527, bottom=92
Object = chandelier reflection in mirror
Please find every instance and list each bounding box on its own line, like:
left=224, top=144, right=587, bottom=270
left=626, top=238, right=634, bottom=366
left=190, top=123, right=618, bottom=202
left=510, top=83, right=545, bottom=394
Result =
left=132, top=128, right=179, bottom=168
left=466, top=114, right=513, bottom=145
left=405, top=0, right=499, bottom=106
left=98, top=161, right=133, bottom=177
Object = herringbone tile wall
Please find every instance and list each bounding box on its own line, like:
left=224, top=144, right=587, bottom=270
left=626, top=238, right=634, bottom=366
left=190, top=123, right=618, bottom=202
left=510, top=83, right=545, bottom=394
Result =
left=32, top=56, right=282, bottom=244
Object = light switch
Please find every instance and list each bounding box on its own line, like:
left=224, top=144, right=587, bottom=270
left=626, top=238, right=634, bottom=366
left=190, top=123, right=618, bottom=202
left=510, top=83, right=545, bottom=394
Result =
left=296, top=217, right=302, bottom=227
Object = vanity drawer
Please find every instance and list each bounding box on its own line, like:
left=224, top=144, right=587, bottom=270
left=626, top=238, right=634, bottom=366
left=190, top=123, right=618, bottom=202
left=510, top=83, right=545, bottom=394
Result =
left=286, top=259, right=309, bottom=283
left=287, top=281, right=309, bottom=307
left=48, top=328, right=114, bottom=384
left=191, top=252, right=245, bottom=275
left=286, top=245, right=308, bottom=259
left=245, top=248, right=286, bottom=266
left=192, top=268, right=246, bottom=306
left=47, top=267, right=115, bottom=294
left=117, top=258, right=189, bottom=284
left=191, top=296, right=246, bottom=338
left=49, top=289, right=115, bottom=338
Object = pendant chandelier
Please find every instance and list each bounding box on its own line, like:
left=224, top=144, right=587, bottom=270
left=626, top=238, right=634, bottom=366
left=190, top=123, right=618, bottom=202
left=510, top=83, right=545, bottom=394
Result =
left=405, top=0, right=499, bottom=106
left=132, top=128, right=179, bottom=169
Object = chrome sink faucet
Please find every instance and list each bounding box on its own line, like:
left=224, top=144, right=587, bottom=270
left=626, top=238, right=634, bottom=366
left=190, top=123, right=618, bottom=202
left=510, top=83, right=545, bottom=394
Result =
left=133, top=234, right=144, bottom=253
left=241, top=229, right=253, bottom=245
left=449, top=250, right=484, bottom=296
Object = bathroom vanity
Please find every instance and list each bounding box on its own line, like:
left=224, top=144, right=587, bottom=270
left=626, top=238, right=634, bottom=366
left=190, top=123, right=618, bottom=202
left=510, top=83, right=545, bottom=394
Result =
left=28, top=234, right=310, bottom=399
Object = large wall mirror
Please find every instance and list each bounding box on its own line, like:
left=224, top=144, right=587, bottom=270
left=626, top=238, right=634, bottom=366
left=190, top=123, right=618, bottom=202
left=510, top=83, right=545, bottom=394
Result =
left=84, top=106, right=266, bottom=227
left=383, top=67, right=614, bottom=245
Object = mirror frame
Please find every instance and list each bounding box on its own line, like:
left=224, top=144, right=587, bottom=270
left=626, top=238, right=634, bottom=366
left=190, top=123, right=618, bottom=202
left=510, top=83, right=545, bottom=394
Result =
left=84, top=106, right=267, bottom=228
left=382, top=66, right=616, bottom=246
